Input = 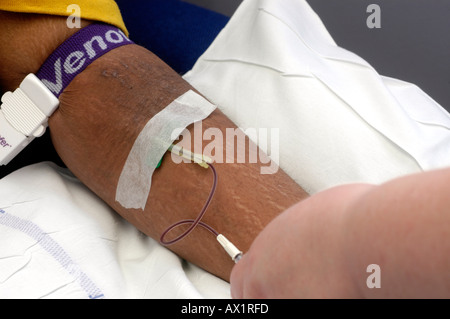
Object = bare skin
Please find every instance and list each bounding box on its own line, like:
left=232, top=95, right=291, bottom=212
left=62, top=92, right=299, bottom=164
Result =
left=231, top=168, right=450, bottom=298
left=0, top=12, right=308, bottom=281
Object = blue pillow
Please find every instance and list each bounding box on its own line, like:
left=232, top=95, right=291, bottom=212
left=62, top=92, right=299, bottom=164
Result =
left=116, top=0, right=229, bottom=74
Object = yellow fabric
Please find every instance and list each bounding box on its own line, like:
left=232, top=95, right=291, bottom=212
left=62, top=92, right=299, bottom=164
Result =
left=0, top=0, right=128, bottom=36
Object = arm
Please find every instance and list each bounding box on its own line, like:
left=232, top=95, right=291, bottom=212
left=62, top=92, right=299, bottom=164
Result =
left=230, top=168, right=450, bottom=298
left=0, top=12, right=308, bottom=281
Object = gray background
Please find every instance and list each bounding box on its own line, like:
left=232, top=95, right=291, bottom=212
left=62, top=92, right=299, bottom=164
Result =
left=183, top=0, right=450, bottom=111
left=184, top=0, right=243, bottom=17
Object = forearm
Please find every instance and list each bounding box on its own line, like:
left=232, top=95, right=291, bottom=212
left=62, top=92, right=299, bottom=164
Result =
left=54, top=44, right=306, bottom=281
left=1, top=13, right=308, bottom=281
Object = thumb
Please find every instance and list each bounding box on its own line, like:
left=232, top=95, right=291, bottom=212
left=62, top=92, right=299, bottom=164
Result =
left=230, top=254, right=247, bottom=299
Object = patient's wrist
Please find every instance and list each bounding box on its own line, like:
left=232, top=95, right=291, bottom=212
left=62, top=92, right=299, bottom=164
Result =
left=0, top=11, right=90, bottom=92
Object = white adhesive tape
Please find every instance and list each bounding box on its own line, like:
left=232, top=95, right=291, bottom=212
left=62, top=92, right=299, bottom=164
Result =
left=115, top=90, right=217, bottom=210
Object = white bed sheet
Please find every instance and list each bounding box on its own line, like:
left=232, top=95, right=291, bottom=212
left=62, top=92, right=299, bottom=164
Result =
left=1, top=0, right=450, bottom=299
left=0, top=163, right=230, bottom=299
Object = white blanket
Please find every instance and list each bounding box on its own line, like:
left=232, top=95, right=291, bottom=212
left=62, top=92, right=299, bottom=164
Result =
left=0, top=163, right=230, bottom=299
left=1, top=0, right=449, bottom=298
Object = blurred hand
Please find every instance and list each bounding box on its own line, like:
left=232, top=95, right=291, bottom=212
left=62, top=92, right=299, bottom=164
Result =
left=230, top=184, right=373, bottom=298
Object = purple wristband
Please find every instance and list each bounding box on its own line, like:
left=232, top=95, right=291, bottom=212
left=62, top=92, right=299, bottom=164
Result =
left=36, top=23, right=134, bottom=98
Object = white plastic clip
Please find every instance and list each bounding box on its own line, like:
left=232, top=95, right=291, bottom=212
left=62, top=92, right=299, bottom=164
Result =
left=0, top=74, right=59, bottom=165
left=217, top=234, right=243, bottom=263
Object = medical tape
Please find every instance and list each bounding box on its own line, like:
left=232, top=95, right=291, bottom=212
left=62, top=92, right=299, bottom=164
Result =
left=115, top=90, right=217, bottom=210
